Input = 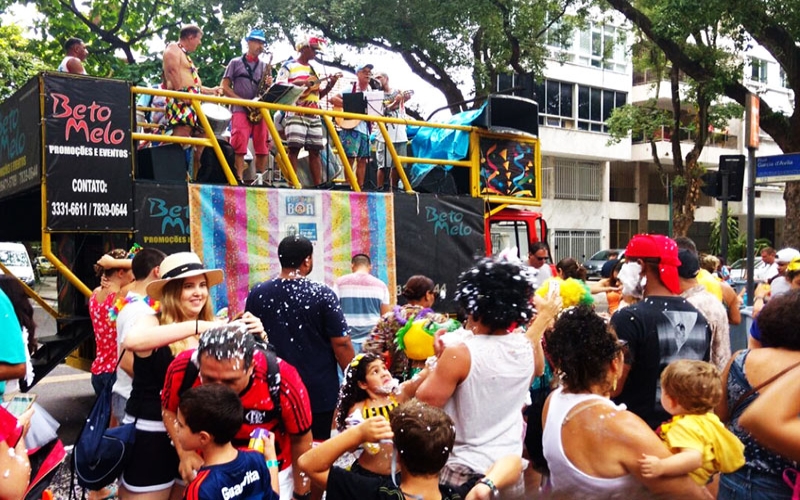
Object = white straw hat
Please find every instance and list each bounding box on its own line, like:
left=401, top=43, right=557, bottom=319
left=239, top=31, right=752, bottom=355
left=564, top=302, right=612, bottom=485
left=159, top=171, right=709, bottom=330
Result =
left=145, top=252, right=223, bottom=299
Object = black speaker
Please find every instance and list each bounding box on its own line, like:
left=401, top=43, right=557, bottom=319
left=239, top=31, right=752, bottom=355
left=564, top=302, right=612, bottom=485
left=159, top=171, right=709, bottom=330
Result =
left=136, top=144, right=187, bottom=182
left=196, top=141, right=235, bottom=184
left=413, top=167, right=458, bottom=195
left=475, top=95, right=539, bottom=137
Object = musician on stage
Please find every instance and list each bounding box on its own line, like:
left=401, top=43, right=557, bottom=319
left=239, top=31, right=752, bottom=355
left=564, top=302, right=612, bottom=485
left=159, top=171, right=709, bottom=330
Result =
left=221, top=28, right=273, bottom=184
left=374, top=71, right=412, bottom=191
left=330, top=64, right=374, bottom=189
left=275, top=36, right=340, bottom=188
left=163, top=25, right=222, bottom=139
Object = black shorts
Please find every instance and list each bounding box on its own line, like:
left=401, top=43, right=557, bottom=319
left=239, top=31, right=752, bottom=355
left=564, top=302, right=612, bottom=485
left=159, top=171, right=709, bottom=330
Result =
left=120, top=421, right=180, bottom=492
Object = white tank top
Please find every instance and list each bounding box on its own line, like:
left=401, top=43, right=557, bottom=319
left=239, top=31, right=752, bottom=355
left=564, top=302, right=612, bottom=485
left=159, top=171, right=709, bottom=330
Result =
left=58, top=56, right=86, bottom=74
left=442, top=329, right=534, bottom=474
left=543, top=387, right=647, bottom=498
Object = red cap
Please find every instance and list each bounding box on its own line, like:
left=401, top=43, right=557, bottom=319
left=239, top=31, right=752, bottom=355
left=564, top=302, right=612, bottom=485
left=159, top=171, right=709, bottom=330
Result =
left=624, top=234, right=681, bottom=294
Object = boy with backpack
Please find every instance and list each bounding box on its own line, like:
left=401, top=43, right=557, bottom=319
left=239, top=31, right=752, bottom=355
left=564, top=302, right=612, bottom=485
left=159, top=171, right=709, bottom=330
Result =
left=178, top=384, right=280, bottom=500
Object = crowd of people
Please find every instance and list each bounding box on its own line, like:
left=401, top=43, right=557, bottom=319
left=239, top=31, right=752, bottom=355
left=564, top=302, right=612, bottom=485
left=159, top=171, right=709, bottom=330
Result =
left=4, top=232, right=800, bottom=500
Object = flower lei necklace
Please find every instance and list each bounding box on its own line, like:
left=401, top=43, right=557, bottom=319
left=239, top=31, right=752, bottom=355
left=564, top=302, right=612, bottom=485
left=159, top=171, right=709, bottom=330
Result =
left=109, top=294, right=160, bottom=323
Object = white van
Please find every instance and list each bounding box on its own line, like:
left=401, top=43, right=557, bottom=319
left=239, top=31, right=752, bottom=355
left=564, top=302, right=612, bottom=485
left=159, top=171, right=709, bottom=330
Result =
left=0, top=242, right=36, bottom=287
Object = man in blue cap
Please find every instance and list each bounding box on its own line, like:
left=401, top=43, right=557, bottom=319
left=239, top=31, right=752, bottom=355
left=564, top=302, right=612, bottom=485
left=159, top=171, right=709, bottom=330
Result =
left=330, top=63, right=375, bottom=189
left=221, top=28, right=273, bottom=184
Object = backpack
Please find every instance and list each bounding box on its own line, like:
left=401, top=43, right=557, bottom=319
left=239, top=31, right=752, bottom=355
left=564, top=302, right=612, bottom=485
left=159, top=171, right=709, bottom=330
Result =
left=178, top=342, right=282, bottom=423
left=71, top=362, right=137, bottom=492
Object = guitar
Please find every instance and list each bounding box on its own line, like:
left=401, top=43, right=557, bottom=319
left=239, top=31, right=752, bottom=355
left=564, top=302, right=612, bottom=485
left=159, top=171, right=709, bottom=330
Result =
left=299, top=72, right=342, bottom=99
left=333, top=106, right=362, bottom=130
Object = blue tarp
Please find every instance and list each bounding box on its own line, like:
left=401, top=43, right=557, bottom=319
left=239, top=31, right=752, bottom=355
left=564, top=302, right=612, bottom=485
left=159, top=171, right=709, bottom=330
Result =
left=408, top=105, right=486, bottom=187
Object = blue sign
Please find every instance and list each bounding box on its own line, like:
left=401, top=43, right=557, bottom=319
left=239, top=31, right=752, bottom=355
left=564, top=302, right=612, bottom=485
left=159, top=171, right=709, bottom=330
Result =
left=756, top=153, right=800, bottom=183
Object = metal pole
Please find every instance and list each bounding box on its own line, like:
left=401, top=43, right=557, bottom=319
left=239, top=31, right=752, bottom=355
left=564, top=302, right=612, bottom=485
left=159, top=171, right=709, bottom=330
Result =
left=746, top=147, right=756, bottom=306
left=668, top=176, right=673, bottom=238
left=721, top=170, right=729, bottom=263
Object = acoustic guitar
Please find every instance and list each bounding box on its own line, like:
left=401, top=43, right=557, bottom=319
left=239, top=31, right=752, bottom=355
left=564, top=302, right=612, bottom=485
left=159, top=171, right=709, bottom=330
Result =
left=333, top=106, right=362, bottom=130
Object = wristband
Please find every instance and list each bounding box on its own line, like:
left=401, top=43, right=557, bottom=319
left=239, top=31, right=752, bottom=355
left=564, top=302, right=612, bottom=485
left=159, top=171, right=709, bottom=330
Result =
left=265, top=459, right=279, bottom=468
left=293, top=492, right=311, bottom=500
left=477, top=477, right=499, bottom=498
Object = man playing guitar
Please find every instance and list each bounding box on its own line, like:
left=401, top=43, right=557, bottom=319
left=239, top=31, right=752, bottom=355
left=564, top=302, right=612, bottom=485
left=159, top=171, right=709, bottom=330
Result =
left=330, top=64, right=374, bottom=189
left=275, top=36, right=340, bottom=187
left=373, top=71, right=413, bottom=191
left=221, top=28, right=273, bottom=184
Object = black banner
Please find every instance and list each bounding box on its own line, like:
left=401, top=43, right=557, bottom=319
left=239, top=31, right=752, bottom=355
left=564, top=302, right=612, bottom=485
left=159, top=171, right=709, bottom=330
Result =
left=394, top=193, right=485, bottom=314
left=44, top=73, right=134, bottom=231
left=0, top=76, right=42, bottom=199
left=133, top=181, right=190, bottom=254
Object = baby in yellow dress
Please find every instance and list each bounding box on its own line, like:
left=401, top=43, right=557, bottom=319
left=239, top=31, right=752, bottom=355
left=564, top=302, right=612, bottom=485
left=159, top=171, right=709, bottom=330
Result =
left=640, top=359, right=745, bottom=486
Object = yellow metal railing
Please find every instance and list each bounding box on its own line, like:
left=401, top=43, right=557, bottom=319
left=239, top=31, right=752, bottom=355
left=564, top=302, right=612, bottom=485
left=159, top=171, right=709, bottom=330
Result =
left=130, top=86, right=479, bottom=193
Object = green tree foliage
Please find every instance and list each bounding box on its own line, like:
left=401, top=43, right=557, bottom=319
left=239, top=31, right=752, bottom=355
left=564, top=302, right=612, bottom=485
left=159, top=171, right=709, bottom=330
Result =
left=605, top=0, right=800, bottom=248
left=0, top=0, right=238, bottom=91
left=240, top=0, right=588, bottom=111
left=0, top=24, right=47, bottom=100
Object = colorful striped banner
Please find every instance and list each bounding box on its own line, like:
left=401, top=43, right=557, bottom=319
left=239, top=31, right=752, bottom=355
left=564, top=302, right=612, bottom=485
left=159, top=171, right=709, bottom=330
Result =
left=189, top=185, right=396, bottom=316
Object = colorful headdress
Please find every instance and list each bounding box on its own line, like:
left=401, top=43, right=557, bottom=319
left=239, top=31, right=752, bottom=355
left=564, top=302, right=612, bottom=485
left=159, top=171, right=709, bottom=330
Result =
left=535, top=277, right=594, bottom=308
left=395, top=310, right=460, bottom=360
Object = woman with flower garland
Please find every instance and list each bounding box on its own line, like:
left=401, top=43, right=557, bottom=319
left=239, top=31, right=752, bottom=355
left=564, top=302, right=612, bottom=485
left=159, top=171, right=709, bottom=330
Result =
left=362, top=275, right=452, bottom=381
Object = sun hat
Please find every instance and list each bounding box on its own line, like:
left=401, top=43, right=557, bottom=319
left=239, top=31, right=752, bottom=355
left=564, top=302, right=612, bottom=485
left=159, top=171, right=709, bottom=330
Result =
left=625, top=234, right=681, bottom=294
left=145, top=252, right=223, bottom=300
left=246, top=29, right=267, bottom=43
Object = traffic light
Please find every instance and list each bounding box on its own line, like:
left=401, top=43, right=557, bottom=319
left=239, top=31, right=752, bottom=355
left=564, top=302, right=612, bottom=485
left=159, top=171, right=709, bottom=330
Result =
left=700, top=171, right=720, bottom=198
left=719, top=155, right=746, bottom=202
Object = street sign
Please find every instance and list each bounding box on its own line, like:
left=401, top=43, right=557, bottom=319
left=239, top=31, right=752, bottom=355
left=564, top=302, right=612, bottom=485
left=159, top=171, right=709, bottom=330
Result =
left=756, top=153, right=800, bottom=183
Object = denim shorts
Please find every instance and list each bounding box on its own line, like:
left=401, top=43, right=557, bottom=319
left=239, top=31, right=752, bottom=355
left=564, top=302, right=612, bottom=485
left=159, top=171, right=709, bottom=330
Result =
left=718, top=466, right=792, bottom=500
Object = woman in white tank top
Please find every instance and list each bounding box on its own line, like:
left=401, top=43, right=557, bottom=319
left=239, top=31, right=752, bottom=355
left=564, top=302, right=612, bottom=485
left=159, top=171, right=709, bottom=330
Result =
left=542, top=306, right=708, bottom=499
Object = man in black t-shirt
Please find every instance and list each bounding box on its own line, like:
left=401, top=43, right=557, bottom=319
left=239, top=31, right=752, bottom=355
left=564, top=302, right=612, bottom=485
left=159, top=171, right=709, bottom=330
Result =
left=245, top=235, right=354, bottom=441
left=610, top=234, right=711, bottom=429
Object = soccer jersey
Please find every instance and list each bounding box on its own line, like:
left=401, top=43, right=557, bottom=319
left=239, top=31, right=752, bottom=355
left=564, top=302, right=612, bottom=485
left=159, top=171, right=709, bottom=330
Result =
left=184, top=450, right=279, bottom=500
left=162, top=349, right=312, bottom=470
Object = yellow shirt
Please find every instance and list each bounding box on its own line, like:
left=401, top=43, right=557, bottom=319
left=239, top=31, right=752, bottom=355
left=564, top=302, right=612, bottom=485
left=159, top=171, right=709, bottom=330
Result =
left=657, top=413, right=745, bottom=485
left=697, top=269, right=723, bottom=301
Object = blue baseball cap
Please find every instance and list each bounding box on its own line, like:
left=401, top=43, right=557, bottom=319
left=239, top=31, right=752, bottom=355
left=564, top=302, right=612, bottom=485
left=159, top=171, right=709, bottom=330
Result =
left=246, top=29, right=267, bottom=43
left=355, top=63, right=374, bottom=73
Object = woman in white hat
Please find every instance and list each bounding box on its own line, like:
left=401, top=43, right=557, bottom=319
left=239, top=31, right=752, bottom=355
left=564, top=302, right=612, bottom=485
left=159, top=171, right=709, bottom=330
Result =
left=118, top=251, right=263, bottom=500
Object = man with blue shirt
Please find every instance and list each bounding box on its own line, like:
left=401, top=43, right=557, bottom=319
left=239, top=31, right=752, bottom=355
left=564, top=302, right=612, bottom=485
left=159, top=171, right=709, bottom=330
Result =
left=245, top=235, right=354, bottom=440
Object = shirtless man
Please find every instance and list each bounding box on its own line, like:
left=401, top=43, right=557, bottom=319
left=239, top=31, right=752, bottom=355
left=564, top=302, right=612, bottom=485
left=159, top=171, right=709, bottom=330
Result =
left=163, top=25, right=222, bottom=138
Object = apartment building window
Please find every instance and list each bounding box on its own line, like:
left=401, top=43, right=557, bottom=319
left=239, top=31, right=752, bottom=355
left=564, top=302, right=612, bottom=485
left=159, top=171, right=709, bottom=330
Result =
left=535, top=80, right=574, bottom=127
left=780, top=67, right=791, bottom=89
left=577, top=24, right=627, bottom=73
left=577, top=85, right=627, bottom=132
left=554, top=159, right=602, bottom=201
left=535, top=79, right=627, bottom=132
left=749, top=58, right=768, bottom=84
